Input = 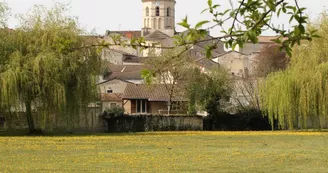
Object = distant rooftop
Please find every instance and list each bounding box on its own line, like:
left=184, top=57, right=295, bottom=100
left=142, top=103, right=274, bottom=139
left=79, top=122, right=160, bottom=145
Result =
left=105, top=30, right=141, bottom=39
left=123, top=84, right=186, bottom=102
left=257, top=36, right=280, bottom=43
left=104, top=64, right=145, bottom=81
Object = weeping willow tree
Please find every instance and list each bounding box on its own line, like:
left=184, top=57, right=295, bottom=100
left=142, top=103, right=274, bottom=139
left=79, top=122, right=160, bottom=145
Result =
left=260, top=14, right=328, bottom=130
left=0, top=2, right=8, bottom=27
left=0, top=3, right=100, bottom=133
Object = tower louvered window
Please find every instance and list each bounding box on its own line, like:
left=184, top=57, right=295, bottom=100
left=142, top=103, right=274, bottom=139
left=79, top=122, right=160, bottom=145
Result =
left=146, top=7, right=149, bottom=16
left=156, top=6, right=160, bottom=16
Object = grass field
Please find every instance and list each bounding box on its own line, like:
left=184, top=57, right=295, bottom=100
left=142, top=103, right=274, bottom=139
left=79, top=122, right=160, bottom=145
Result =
left=0, top=131, right=328, bottom=172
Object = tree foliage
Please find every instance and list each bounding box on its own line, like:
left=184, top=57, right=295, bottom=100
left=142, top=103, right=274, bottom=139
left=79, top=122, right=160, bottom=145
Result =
left=177, top=0, right=316, bottom=58
left=142, top=49, right=232, bottom=115
left=186, top=67, right=233, bottom=116
left=142, top=49, right=194, bottom=113
left=254, top=44, right=289, bottom=77
left=260, top=14, right=328, bottom=130
left=0, top=3, right=100, bottom=133
left=0, top=1, right=9, bottom=27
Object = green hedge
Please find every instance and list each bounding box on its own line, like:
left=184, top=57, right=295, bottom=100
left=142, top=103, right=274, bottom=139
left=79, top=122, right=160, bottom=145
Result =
left=106, top=115, right=203, bottom=132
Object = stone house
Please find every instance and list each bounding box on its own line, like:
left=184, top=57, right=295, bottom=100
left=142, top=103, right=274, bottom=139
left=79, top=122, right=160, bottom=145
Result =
left=122, top=83, right=187, bottom=115
left=238, top=36, right=279, bottom=54
left=98, top=78, right=132, bottom=112
left=212, top=51, right=253, bottom=77
left=102, top=64, right=145, bottom=84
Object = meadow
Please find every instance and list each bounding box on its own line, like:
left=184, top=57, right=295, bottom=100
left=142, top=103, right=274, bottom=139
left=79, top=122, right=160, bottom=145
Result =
left=0, top=131, right=328, bottom=172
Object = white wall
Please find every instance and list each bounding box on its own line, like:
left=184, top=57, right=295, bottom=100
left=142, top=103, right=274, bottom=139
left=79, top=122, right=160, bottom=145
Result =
left=98, top=79, right=129, bottom=94
left=213, top=51, right=249, bottom=77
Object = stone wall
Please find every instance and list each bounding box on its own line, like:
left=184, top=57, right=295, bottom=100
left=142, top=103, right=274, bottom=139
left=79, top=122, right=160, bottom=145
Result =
left=0, top=107, right=106, bottom=133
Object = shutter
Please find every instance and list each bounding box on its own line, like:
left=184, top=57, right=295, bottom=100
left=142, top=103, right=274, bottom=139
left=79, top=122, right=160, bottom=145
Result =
left=131, top=100, right=136, bottom=114
left=147, top=101, right=151, bottom=114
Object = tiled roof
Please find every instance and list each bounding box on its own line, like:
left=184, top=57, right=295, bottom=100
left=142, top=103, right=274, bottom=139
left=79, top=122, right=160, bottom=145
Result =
left=101, top=93, right=123, bottom=101
left=123, top=84, right=187, bottom=102
left=105, top=64, right=145, bottom=80
left=106, top=30, right=142, bottom=39
left=108, top=64, right=144, bottom=73
left=256, top=36, right=280, bottom=43
left=145, top=30, right=169, bottom=40
left=192, top=57, right=219, bottom=69
left=107, top=48, right=135, bottom=56
left=123, top=56, right=142, bottom=63
left=214, top=50, right=249, bottom=58
left=97, top=78, right=132, bottom=85
left=104, top=48, right=142, bottom=63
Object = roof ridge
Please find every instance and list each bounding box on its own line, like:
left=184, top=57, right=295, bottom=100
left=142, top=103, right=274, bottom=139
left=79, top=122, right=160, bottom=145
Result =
left=214, top=50, right=250, bottom=58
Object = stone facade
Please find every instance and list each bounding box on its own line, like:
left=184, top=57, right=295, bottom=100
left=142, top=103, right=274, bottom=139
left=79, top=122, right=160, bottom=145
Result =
left=98, top=79, right=129, bottom=94
left=213, top=51, right=250, bottom=77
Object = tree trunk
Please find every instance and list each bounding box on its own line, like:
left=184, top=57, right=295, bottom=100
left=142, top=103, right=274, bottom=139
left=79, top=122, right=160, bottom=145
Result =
left=25, top=100, right=36, bottom=133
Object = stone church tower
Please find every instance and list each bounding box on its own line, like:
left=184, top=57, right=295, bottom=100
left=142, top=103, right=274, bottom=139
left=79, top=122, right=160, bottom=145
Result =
left=141, top=0, right=176, bottom=37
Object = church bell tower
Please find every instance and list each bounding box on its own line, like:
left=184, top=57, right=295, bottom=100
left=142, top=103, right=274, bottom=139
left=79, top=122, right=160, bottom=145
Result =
left=141, top=0, right=176, bottom=37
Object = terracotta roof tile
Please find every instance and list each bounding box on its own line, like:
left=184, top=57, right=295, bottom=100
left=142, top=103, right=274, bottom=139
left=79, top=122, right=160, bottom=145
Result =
left=107, top=30, right=141, bottom=39
left=105, top=64, right=145, bottom=80
left=145, top=30, right=169, bottom=40
left=189, top=56, right=218, bottom=69
left=107, top=64, right=145, bottom=73
left=123, top=84, right=187, bottom=101
left=257, top=36, right=279, bottom=43
left=101, top=93, right=123, bottom=101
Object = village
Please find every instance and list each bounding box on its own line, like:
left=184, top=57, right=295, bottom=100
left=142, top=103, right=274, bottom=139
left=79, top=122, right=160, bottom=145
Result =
left=0, top=0, right=283, bottom=133
left=93, top=0, right=283, bottom=132
left=1, top=0, right=328, bottom=172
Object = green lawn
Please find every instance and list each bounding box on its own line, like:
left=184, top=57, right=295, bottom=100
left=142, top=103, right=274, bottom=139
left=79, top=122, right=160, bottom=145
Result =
left=0, top=131, right=327, bottom=172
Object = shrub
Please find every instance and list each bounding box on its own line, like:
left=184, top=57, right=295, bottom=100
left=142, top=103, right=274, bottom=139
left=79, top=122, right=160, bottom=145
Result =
left=102, top=107, right=124, bottom=120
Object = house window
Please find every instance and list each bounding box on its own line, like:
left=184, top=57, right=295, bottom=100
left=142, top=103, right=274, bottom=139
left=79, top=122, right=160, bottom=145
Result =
left=136, top=100, right=147, bottom=113
left=110, top=103, right=117, bottom=108
left=146, top=7, right=149, bottom=16
left=107, top=89, right=113, bottom=93
left=171, top=101, right=182, bottom=110
left=156, top=6, right=160, bottom=16
left=167, top=7, right=170, bottom=17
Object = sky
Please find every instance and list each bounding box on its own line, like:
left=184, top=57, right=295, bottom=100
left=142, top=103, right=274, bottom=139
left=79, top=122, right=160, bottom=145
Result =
left=2, top=0, right=328, bottom=36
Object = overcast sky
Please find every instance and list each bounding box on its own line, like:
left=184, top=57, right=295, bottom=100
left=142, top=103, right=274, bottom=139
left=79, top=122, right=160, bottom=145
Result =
left=2, top=0, right=328, bottom=36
